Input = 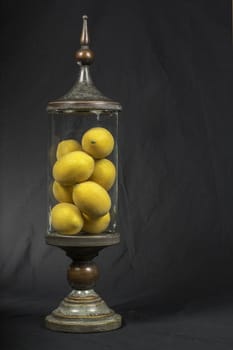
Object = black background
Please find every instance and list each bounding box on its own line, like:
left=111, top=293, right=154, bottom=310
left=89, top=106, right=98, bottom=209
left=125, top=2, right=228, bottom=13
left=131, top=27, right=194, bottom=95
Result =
left=1, top=0, right=233, bottom=349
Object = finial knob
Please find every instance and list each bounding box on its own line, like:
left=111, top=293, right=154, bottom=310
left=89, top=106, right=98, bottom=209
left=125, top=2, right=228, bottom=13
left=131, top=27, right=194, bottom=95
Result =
left=75, top=15, right=94, bottom=65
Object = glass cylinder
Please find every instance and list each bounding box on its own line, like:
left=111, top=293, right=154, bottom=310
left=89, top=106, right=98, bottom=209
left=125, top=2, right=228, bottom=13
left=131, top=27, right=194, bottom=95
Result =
left=47, top=110, right=118, bottom=236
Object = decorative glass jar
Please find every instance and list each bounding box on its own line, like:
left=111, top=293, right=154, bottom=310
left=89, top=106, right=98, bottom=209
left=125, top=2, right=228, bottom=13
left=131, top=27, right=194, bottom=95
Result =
left=45, top=15, right=122, bottom=333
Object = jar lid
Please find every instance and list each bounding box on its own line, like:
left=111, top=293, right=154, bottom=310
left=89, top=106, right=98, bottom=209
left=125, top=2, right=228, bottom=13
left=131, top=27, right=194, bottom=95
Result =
left=47, top=15, right=122, bottom=113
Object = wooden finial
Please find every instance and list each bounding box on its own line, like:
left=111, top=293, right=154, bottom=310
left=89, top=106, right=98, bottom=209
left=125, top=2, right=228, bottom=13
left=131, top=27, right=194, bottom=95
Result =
left=75, top=15, right=94, bottom=65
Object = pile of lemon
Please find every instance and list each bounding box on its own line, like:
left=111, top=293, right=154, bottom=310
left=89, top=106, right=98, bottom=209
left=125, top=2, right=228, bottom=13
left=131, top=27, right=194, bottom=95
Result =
left=50, top=127, right=116, bottom=235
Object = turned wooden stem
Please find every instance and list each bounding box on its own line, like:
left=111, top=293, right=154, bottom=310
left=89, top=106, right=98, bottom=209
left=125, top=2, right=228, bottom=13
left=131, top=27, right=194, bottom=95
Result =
left=62, top=246, right=105, bottom=291
left=67, top=260, right=99, bottom=290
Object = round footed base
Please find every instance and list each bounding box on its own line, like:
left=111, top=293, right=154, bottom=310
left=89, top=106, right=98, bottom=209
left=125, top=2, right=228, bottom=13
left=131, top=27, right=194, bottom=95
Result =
left=45, top=290, right=122, bottom=333
left=45, top=313, right=122, bottom=333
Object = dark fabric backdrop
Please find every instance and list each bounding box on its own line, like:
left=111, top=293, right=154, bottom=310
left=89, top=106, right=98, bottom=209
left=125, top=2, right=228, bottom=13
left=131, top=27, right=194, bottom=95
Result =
left=1, top=0, right=233, bottom=349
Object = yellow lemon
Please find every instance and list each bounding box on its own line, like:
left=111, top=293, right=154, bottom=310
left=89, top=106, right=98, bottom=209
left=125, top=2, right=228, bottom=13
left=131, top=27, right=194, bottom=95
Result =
left=90, top=159, right=116, bottom=191
left=51, top=203, right=83, bottom=235
left=53, top=151, right=94, bottom=185
left=81, top=127, right=114, bottom=159
left=82, top=212, right=111, bottom=234
left=52, top=181, right=73, bottom=203
left=73, top=181, right=111, bottom=218
left=56, top=139, right=82, bottom=159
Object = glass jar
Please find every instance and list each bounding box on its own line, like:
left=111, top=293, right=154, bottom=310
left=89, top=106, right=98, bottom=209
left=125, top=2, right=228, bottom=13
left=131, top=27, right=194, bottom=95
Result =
left=47, top=110, right=119, bottom=236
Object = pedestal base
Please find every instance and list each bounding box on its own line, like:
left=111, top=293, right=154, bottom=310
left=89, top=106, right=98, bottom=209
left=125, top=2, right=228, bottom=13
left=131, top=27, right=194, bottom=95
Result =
left=45, top=290, right=122, bottom=333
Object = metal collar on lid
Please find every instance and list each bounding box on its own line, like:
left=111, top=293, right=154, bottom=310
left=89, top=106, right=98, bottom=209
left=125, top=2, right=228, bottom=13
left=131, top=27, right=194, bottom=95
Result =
left=47, top=15, right=122, bottom=113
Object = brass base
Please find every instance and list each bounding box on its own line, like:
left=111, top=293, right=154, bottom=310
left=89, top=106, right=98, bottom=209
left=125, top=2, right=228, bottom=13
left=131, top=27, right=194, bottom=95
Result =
left=45, top=289, right=122, bottom=333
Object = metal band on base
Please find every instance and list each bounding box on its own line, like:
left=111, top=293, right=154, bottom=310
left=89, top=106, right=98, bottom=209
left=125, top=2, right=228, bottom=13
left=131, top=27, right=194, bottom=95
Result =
left=45, top=290, right=121, bottom=333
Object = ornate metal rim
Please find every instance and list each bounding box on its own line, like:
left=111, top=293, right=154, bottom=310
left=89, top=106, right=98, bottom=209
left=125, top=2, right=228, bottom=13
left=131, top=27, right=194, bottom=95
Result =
left=47, top=100, right=122, bottom=113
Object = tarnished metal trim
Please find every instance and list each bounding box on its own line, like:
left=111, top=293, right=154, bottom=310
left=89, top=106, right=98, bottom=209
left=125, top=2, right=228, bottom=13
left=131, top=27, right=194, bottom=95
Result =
left=48, top=100, right=121, bottom=106
left=64, top=297, right=102, bottom=304
left=52, top=311, right=115, bottom=320
left=46, top=232, right=120, bottom=247
left=66, top=295, right=101, bottom=301
left=47, top=100, right=122, bottom=112
left=63, top=300, right=104, bottom=307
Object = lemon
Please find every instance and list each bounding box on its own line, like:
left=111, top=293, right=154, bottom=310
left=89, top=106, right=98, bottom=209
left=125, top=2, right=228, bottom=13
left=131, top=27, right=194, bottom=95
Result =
left=51, top=203, right=83, bottom=235
left=73, top=181, right=111, bottom=218
left=56, top=139, right=82, bottom=160
left=81, top=127, right=114, bottom=159
left=83, top=212, right=111, bottom=234
left=52, top=181, right=73, bottom=203
left=90, top=159, right=116, bottom=191
left=53, top=151, right=94, bottom=185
